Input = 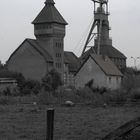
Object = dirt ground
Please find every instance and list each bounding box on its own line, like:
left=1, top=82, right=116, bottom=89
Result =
left=0, top=104, right=139, bottom=140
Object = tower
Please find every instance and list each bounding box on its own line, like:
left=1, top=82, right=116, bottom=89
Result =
left=32, top=0, right=68, bottom=77
left=81, top=0, right=126, bottom=70
left=82, top=0, right=111, bottom=55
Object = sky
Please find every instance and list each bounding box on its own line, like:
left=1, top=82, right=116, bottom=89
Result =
left=0, top=0, right=140, bottom=67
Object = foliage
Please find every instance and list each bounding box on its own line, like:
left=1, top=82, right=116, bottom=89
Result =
left=103, top=90, right=127, bottom=105
left=0, top=67, right=41, bottom=95
left=0, top=68, right=25, bottom=89
left=42, top=69, right=62, bottom=92
left=3, top=87, right=12, bottom=96
left=129, top=89, right=140, bottom=100
left=122, top=74, right=135, bottom=92
left=85, top=79, right=93, bottom=88
left=122, top=67, right=140, bottom=93
left=20, top=79, right=41, bottom=95
left=55, top=87, right=104, bottom=105
left=0, top=96, right=16, bottom=105
left=37, top=89, right=57, bottom=105
left=0, top=61, right=4, bottom=70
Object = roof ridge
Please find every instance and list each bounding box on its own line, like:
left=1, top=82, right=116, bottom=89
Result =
left=32, top=1, right=67, bottom=25
left=27, top=39, right=53, bottom=62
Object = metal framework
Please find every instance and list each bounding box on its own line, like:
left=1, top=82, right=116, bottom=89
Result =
left=81, top=0, right=109, bottom=56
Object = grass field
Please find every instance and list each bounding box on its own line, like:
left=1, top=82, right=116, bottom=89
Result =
left=0, top=103, right=139, bottom=140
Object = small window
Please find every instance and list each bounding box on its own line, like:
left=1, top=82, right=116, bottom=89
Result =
left=56, top=63, right=62, bottom=68
left=56, top=53, right=61, bottom=58
left=109, top=77, right=111, bottom=83
left=116, top=77, right=119, bottom=83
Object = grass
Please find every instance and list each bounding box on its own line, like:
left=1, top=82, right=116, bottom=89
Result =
left=0, top=103, right=139, bottom=140
left=0, top=87, right=139, bottom=140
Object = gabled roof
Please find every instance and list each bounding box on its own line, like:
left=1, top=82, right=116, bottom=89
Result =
left=64, top=51, right=80, bottom=72
left=90, top=54, right=123, bottom=76
left=7, top=39, right=53, bottom=64
left=81, top=45, right=126, bottom=61
left=76, top=54, right=123, bottom=77
left=7, top=38, right=80, bottom=73
left=27, top=39, right=53, bottom=62
left=32, top=0, right=67, bottom=25
left=94, top=45, right=127, bottom=59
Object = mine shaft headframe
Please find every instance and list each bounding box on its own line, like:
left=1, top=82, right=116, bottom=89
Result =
left=91, top=0, right=108, bottom=4
left=81, top=0, right=109, bottom=57
left=92, top=0, right=109, bottom=15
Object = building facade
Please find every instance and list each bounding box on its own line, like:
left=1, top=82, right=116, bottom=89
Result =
left=75, top=55, right=123, bottom=90
left=7, top=0, right=79, bottom=84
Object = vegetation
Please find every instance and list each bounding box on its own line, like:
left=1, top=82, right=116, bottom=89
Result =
left=0, top=66, right=140, bottom=106
left=0, top=66, right=41, bottom=96
left=42, top=69, right=62, bottom=93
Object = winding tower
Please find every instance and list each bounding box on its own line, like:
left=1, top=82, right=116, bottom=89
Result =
left=81, top=0, right=126, bottom=70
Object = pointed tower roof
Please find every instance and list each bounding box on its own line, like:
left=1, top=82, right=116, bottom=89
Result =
left=32, top=0, right=67, bottom=25
left=45, top=0, right=55, bottom=5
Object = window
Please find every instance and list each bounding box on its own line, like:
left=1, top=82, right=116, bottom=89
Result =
left=56, top=53, right=61, bottom=58
left=109, top=77, right=111, bottom=83
left=35, top=24, right=51, bottom=30
left=56, top=42, right=63, bottom=48
left=116, top=77, right=119, bottom=83
left=56, top=63, right=62, bottom=68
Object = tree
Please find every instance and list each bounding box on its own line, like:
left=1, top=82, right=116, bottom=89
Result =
left=42, top=69, right=62, bottom=93
left=0, top=61, right=4, bottom=70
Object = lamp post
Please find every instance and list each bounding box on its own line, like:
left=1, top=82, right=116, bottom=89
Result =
left=131, top=56, right=139, bottom=69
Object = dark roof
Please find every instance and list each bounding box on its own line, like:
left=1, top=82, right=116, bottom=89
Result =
left=76, top=54, right=123, bottom=76
left=7, top=38, right=80, bottom=73
left=90, top=54, right=123, bottom=76
left=82, top=45, right=126, bottom=61
left=7, top=39, right=53, bottom=64
left=27, top=39, right=53, bottom=62
left=45, top=0, right=55, bottom=5
left=32, top=0, right=67, bottom=25
left=64, top=51, right=80, bottom=72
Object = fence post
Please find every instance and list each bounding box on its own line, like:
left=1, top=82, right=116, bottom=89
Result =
left=47, top=108, right=54, bottom=140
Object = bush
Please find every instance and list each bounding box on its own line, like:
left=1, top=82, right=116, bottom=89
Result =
left=103, top=90, right=127, bottom=105
left=76, top=87, right=104, bottom=105
left=42, top=69, right=62, bottom=93
left=38, top=89, right=57, bottom=105
left=0, top=96, right=16, bottom=105
left=129, top=89, right=140, bottom=100
left=20, top=79, right=41, bottom=95
left=55, top=87, right=104, bottom=105
left=55, top=87, right=79, bottom=103
left=3, top=87, right=12, bottom=96
left=132, top=93, right=140, bottom=100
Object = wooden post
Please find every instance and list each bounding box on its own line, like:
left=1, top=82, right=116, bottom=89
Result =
left=47, top=108, right=54, bottom=140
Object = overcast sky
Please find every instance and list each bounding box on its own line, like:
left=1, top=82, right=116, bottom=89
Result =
left=0, top=0, right=140, bottom=67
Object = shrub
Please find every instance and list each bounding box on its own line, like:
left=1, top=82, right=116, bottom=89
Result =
left=56, top=87, right=104, bottom=105
left=21, top=79, right=41, bottom=95
left=37, top=89, right=57, bottom=105
left=76, top=87, right=104, bottom=105
left=122, top=74, right=135, bottom=92
left=3, top=87, right=12, bottom=96
left=42, top=69, right=62, bottom=93
left=129, top=89, right=140, bottom=100
left=103, top=90, right=127, bottom=105
left=132, top=93, right=140, bottom=100
left=55, top=87, right=79, bottom=103
left=0, top=96, right=16, bottom=105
